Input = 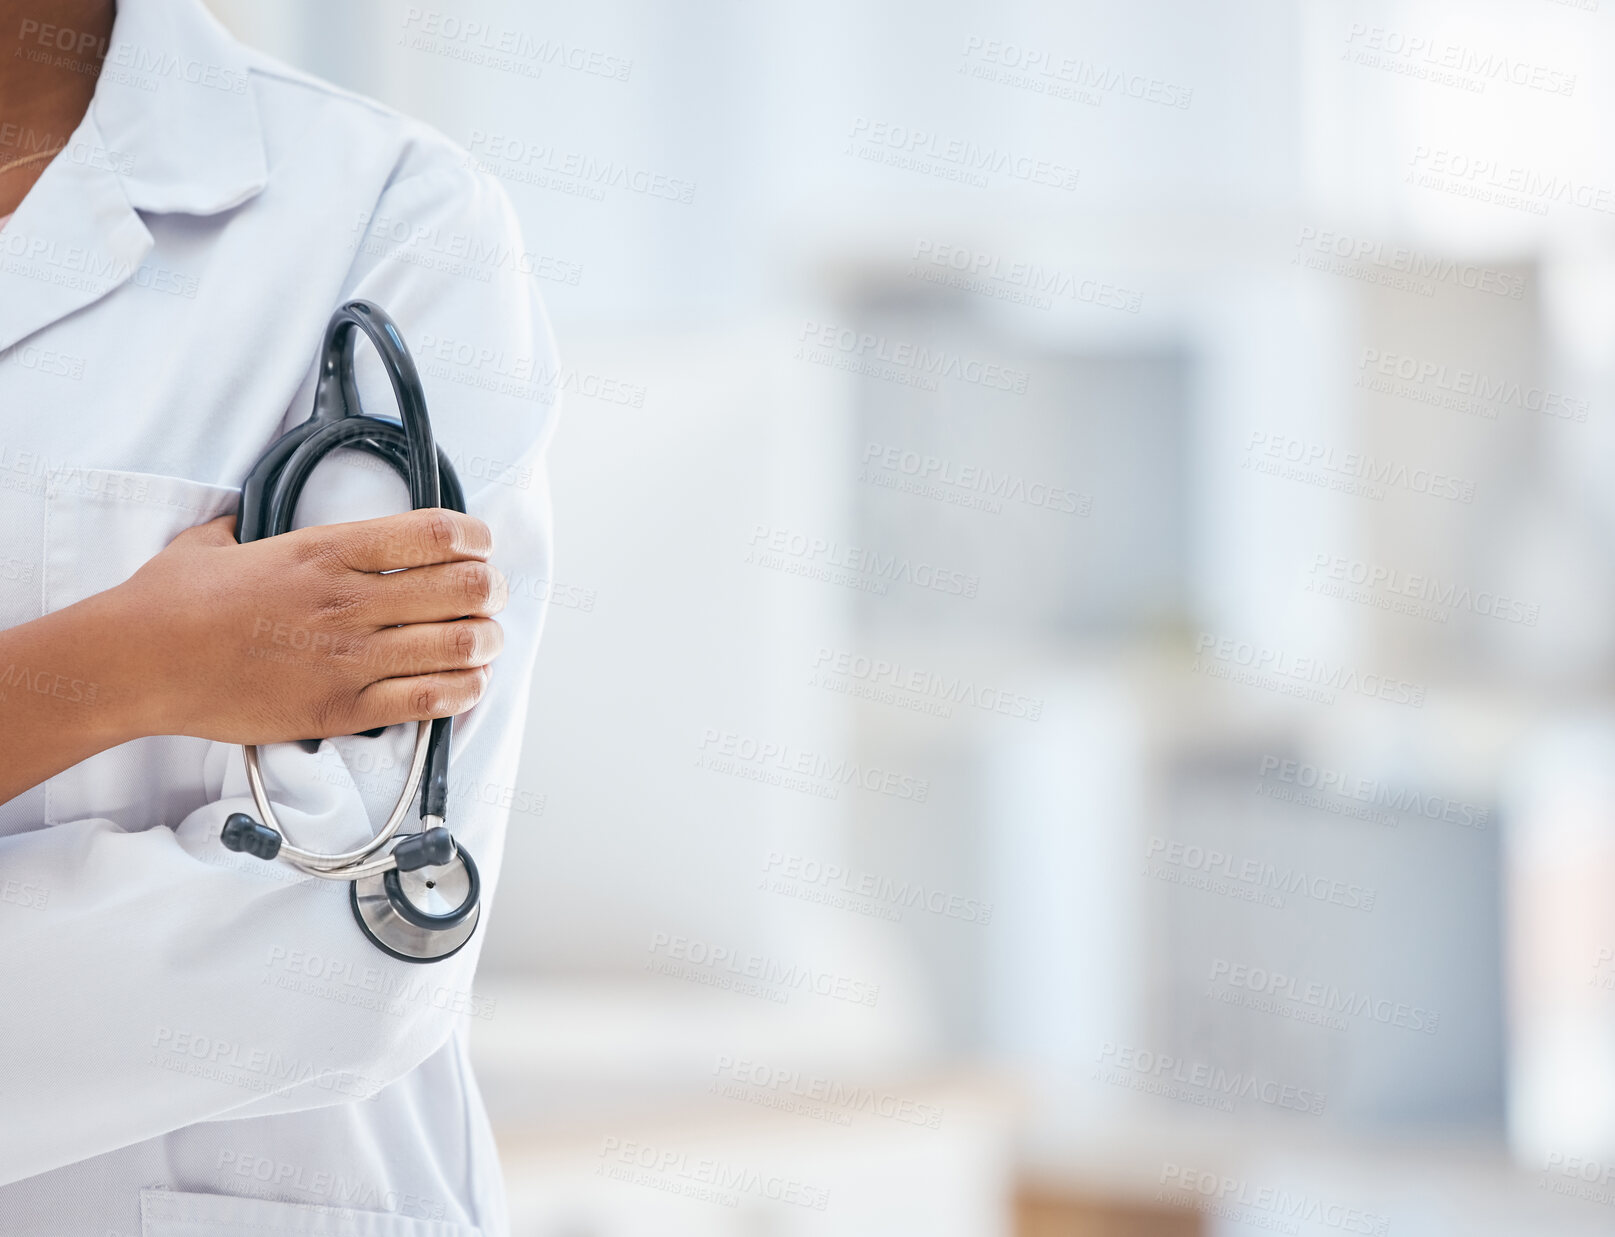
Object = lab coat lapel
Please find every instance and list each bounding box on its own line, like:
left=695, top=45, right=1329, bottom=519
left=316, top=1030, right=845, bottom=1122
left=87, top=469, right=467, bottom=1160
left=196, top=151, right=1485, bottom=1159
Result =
left=0, top=109, right=151, bottom=356
left=0, top=0, right=266, bottom=354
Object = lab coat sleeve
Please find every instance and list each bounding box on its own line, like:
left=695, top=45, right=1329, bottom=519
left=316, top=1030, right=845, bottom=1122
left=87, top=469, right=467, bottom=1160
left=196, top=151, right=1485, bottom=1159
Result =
left=0, top=159, right=559, bottom=1184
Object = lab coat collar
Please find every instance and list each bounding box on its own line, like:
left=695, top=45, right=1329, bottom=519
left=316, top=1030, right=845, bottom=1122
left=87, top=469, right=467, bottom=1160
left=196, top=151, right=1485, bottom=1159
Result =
left=0, top=0, right=265, bottom=353
left=94, top=0, right=268, bottom=215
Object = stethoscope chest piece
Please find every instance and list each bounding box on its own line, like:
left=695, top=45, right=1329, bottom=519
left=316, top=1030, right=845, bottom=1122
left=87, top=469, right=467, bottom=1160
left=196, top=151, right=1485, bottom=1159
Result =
left=350, top=846, right=481, bottom=963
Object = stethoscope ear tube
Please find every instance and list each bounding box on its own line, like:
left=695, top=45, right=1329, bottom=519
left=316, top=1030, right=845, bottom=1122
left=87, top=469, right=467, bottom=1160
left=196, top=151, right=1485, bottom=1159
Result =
left=223, top=299, right=479, bottom=963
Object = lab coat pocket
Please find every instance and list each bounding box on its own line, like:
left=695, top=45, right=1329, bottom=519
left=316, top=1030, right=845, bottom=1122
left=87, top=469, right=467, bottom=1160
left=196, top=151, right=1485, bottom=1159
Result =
left=42, top=469, right=240, bottom=831
left=140, top=1189, right=484, bottom=1236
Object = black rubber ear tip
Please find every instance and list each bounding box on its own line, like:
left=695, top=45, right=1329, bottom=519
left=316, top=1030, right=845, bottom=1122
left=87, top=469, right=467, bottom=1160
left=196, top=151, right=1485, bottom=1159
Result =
left=220, top=812, right=282, bottom=860
left=392, top=827, right=456, bottom=872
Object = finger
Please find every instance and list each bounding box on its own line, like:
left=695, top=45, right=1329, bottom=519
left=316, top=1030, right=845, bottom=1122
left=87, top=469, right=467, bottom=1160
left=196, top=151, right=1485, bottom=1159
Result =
left=309, top=508, right=493, bottom=573
left=363, top=619, right=504, bottom=680
left=360, top=559, right=509, bottom=624
left=172, top=513, right=239, bottom=548
left=351, top=667, right=491, bottom=728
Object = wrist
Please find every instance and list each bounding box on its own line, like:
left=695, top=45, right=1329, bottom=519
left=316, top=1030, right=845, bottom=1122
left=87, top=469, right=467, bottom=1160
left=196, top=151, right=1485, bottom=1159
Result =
left=66, top=583, right=168, bottom=745
left=0, top=583, right=157, bottom=804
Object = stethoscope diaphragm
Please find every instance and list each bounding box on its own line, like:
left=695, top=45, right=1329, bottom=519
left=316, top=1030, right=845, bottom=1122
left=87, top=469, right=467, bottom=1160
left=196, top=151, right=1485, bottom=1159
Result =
left=351, top=846, right=481, bottom=963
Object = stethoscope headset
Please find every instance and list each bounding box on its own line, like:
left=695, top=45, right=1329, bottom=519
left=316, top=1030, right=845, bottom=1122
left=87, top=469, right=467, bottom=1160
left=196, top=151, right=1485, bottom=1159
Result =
left=219, top=300, right=480, bottom=963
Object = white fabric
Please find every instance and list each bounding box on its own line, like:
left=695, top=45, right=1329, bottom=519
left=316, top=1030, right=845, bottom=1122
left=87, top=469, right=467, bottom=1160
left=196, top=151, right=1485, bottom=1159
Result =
left=0, top=1, right=559, bottom=1233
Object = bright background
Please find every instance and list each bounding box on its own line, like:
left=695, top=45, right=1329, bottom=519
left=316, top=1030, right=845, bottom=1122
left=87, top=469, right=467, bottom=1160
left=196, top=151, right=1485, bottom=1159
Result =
left=208, top=1, right=1615, bottom=1233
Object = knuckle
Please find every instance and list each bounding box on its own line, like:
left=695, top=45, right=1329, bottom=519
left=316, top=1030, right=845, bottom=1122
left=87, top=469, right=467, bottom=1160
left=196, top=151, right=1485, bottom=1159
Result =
left=312, top=581, right=364, bottom=620
left=458, top=561, right=498, bottom=608
left=448, top=623, right=479, bottom=664
left=297, top=524, right=349, bottom=562
left=421, top=510, right=459, bottom=557
left=486, top=565, right=509, bottom=609
left=329, top=632, right=367, bottom=664
left=310, top=688, right=350, bottom=735
left=408, top=683, right=440, bottom=717
left=291, top=532, right=338, bottom=571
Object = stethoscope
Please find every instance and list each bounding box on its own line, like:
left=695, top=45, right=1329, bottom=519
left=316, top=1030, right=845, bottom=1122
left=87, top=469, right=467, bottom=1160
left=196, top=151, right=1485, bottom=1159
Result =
left=219, top=299, right=481, bottom=964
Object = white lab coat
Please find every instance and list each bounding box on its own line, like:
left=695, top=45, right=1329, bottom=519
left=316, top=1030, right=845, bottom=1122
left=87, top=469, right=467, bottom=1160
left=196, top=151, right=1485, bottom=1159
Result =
left=0, top=1, right=559, bottom=1233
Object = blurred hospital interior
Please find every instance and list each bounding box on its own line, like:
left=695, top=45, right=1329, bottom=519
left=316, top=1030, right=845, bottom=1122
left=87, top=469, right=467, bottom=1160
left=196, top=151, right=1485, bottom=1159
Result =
left=208, top=0, right=1615, bottom=1233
